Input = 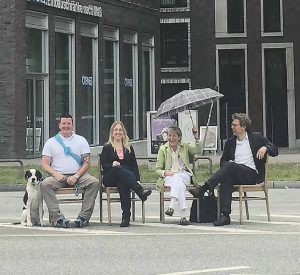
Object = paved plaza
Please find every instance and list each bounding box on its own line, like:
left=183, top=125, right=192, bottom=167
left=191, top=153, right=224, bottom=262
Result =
left=0, top=188, right=299, bottom=275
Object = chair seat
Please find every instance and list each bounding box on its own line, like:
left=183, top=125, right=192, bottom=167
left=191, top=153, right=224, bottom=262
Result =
left=233, top=184, right=265, bottom=192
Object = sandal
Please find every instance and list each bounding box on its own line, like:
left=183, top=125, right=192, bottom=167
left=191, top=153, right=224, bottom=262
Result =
left=165, top=208, right=174, bottom=216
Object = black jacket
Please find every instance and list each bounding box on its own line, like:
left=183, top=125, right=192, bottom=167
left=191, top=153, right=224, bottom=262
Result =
left=101, top=143, right=140, bottom=181
left=220, top=132, right=278, bottom=183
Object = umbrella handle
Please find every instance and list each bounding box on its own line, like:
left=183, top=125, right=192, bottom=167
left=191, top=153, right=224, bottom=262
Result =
left=202, top=102, right=214, bottom=155
left=188, top=109, right=195, bottom=128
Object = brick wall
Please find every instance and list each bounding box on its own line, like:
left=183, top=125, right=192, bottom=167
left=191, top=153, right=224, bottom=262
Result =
left=0, top=0, right=26, bottom=158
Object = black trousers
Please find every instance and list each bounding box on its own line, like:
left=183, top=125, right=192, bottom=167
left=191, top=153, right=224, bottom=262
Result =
left=206, top=161, right=258, bottom=214
left=103, top=166, right=141, bottom=219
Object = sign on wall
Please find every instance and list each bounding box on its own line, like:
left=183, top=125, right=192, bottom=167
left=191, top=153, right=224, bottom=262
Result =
left=27, top=0, right=103, bottom=18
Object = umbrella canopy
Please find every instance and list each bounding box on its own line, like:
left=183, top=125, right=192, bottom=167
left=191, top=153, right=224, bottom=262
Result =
left=155, top=88, right=223, bottom=118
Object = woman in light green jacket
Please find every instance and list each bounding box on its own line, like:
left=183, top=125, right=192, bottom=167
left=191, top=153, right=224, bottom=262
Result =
left=155, top=125, right=202, bottom=225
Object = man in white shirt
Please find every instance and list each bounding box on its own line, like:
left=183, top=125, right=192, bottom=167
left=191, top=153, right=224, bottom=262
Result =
left=188, top=113, right=278, bottom=226
left=41, top=114, right=99, bottom=228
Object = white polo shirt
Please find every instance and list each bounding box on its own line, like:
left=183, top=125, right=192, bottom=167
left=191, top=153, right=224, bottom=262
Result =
left=234, top=133, right=257, bottom=171
left=42, top=132, right=90, bottom=174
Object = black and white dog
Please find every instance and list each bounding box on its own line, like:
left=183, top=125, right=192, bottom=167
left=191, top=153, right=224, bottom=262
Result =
left=21, top=169, right=46, bottom=227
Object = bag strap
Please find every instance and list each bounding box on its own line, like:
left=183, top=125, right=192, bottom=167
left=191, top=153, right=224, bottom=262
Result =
left=54, top=134, right=82, bottom=166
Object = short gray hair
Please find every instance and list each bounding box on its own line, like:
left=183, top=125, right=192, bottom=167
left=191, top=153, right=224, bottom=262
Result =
left=168, top=125, right=182, bottom=140
left=232, top=113, right=251, bottom=131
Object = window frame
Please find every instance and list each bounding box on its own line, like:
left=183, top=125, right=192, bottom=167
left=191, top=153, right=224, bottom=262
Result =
left=260, top=0, right=283, bottom=37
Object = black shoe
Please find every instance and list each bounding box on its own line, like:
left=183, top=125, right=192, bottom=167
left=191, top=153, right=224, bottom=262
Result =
left=213, top=215, right=231, bottom=226
left=187, top=185, right=205, bottom=198
left=120, top=218, right=130, bottom=227
left=165, top=208, right=174, bottom=216
left=179, top=217, right=190, bottom=226
left=139, top=189, right=152, bottom=202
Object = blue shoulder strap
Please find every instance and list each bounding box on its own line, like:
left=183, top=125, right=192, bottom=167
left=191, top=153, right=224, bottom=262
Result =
left=54, top=134, right=83, bottom=166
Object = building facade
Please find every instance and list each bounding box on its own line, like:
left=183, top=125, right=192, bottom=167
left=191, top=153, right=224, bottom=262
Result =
left=0, top=0, right=160, bottom=158
left=160, top=0, right=300, bottom=149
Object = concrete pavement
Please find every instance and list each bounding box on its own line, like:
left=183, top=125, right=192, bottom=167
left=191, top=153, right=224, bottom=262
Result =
left=0, top=189, right=299, bottom=274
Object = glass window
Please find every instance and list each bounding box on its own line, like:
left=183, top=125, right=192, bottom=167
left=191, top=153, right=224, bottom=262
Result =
left=103, top=40, right=116, bottom=142
left=160, top=0, right=187, bottom=8
left=227, top=0, right=244, bottom=33
left=161, top=23, right=188, bottom=67
left=263, top=0, right=281, bottom=33
left=26, top=28, right=43, bottom=73
left=76, top=36, right=94, bottom=144
left=121, top=43, right=134, bottom=139
left=55, top=32, right=70, bottom=120
left=140, top=49, right=151, bottom=139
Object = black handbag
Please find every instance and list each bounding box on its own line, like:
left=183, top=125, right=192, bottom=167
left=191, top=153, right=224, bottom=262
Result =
left=190, top=192, right=217, bottom=223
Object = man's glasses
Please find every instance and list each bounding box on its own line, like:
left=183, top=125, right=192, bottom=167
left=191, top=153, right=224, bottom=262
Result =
left=231, top=123, right=240, bottom=127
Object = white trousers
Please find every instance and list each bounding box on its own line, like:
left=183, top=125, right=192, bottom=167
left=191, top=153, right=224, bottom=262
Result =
left=164, top=171, right=191, bottom=215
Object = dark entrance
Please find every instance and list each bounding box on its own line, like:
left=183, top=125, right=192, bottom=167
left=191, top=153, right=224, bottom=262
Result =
left=264, top=48, right=288, bottom=147
left=218, top=49, right=246, bottom=147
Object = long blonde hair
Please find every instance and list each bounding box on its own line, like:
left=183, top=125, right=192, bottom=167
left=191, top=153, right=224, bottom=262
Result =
left=108, top=121, right=131, bottom=152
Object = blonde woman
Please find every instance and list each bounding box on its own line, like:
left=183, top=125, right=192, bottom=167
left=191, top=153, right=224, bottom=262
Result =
left=101, top=121, right=152, bottom=227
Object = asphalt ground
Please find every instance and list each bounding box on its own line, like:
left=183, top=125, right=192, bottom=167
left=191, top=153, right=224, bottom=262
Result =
left=0, top=189, right=299, bottom=275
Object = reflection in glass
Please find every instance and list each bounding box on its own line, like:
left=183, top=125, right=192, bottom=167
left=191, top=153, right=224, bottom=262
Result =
left=55, top=32, right=70, bottom=121
left=121, top=43, right=134, bottom=138
left=76, top=36, right=94, bottom=144
left=26, top=79, right=44, bottom=155
left=103, top=40, right=116, bottom=143
left=26, top=28, right=42, bottom=73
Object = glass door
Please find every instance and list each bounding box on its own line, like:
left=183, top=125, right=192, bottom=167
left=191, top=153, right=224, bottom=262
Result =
left=26, top=76, right=45, bottom=156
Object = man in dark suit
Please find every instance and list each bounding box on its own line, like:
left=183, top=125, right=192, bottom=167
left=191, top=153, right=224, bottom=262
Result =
left=188, top=113, right=278, bottom=226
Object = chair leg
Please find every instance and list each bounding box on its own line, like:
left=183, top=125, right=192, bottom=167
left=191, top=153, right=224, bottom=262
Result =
left=142, top=201, right=145, bottom=223
left=239, top=189, right=243, bottom=225
left=217, top=187, right=221, bottom=220
left=107, top=192, right=112, bottom=226
left=99, top=189, right=103, bottom=223
left=244, top=192, right=249, bottom=220
left=160, top=191, right=165, bottom=223
left=265, top=191, right=271, bottom=222
left=196, top=199, right=200, bottom=223
left=132, top=192, right=136, bottom=222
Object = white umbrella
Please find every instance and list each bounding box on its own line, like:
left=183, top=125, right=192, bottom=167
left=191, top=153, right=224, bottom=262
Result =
left=155, top=88, right=224, bottom=151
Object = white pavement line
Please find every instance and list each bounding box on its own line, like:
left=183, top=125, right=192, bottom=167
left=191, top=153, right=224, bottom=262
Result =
left=254, top=214, right=300, bottom=219
left=0, top=223, right=125, bottom=235
left=140, top=222, right=270, bottom=234
left=157, top=265, right=250, bottom=275
left=0, top=223, right=300, bottom=237
left=245, top=220, right=300, bottom=226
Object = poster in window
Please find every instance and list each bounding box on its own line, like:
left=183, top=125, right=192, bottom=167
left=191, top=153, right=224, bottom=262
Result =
left=200, top=126, right=218, bottom=151
left=178, top=110, right=198, bottom=144
left=147, top=111, right=177, bottom=156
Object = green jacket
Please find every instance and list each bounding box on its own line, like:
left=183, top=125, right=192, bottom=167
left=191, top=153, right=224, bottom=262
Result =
left=155, top=141, right=203, bottom=191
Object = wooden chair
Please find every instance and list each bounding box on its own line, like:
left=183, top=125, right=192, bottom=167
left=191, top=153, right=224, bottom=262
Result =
left=52, top=186, right=101, bottom=223
left=98, top=154, right=146, bottom=225
left=217, top=156, right=270, bottom=224
left=160, top=156, right=213, bottom=223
